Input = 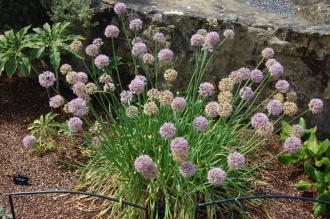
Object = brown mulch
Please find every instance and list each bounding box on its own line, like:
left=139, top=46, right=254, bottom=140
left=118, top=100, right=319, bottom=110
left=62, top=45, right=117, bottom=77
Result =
left=0, top=76, right=95, bottom=219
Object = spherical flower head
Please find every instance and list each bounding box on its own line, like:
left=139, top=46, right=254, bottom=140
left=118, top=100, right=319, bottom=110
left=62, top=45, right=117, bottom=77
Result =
left=192, top=116, right=208, bottom=132
left=132, top=42, right=148, bottom=58
left=104, top=25, right=120, bottom=38
left=308, top=98, right=323, bottom=114
left=129, top=78, right=145, bottom=94
left=164, top=68, right=178, bottom=81
left=153, top=32, right=165, bottom=43
left=256, top=121, right=274, bottom=137
left=159, top=122, right=176, bottom=139
left=218, top=78, right=235, bottom=92
left=266, top=58, right=277, bottom=69
left=227, top=152, right=245, bottom=169
left=205, top=101, right=220, bottom=118
left=218, top=91, right=233, bottom=103
left=250, top=69, right=264, bottom=83
left=269, top=62, right=284, bottom=78
left=276, top=80, right=290, bottom=93
left=273, top=93, right=285, bottom=103
left=171, top=97, right=186, bottom=112
left=77, top=72, right=88, bottom=84
left=283, top=101, right=298, bottom=116
left=95, top=54, right=109, bottom=69
left=92, top=38, right=104, bottom=48
left=208, top=168, right=226, bottom=185
left=179, top=161, right=196, bottom=178
left=120, top=90, right=133, bottom=103
left=67, top=117, right=83, bottom=132
left=284, top=136, right=302, bottom=153
left=85, top=83, right=98, bottom=95
left=205, top=31, right=220, bottom=47
left=267, top=99, right=283, bottom=116
left=238, top=67, right=251, bottom=81
left=126, top=105, right=139, bottom=118
left=229, top=70, right=244, bottom=84
left=23, top=135, right=36, bottom=147
left=290, top=124, right=304, bottom=137
left=262, top=47, right=274, bottom=59
left=170, top=137, right=189, bottom=163
left=68, top=98, right=89, bottom=117
left=114, top=2, right=127, bottom=15
left=132, top=37, right=143, bottom=45
left=39, top=71, right=56, bottom=88
left=143, top=53, right=155, bottom=65
left=218, top=102, right=233, bottom=117
left=198, top=82, right=215, bottom=97
left=70, top=40, right=83, bottom=51
left=60, top=64, right=72, bottom=75
left=135, top=75, right=147, bottom=82
left=129, top=18, right=143, bottom=31
left=223, top=29, right=235, bottom=39
left=240, top=87, right=254, bottom=100
left=158, top=48, right=174, bottom=64
left=197, top=29, right=207, bottom=36
left=143, top=101, right=158, bottom=116
left=49, top=95, right=65, bottom=108
left=99, top=73, right=112, bottom=84
left=66, top=71, right=78, bottom=84
left=287, top=91, right=297, bottom=103
left=85, top=44, right=99, bottom=57
left=103, top=82, right=115, bottom=92
left=190, top=33, right=205, bottom=46
left=134, top=155, right=158, bottom=179
left=251, top=113, right=269, bottom=129
left=147, top=89, right=160, bottom=100
left=72, top=82, right=86, bottom=96
left=159, top=90, right=174, bottom=106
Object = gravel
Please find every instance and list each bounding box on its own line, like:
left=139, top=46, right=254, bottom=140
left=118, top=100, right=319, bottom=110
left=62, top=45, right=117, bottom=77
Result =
left=239, top=0, right=295, bottom=17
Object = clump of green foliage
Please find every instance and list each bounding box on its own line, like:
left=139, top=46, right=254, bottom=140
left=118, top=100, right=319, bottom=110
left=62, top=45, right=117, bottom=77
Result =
left=0, top=204, right=12, bottom=219
left=279, top=118, right=330, bottom=216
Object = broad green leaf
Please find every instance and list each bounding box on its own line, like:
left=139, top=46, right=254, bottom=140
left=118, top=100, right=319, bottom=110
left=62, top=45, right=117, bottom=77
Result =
left=63, top=45, right=84, bottom=60
left=319, top=139, right=330, bottom=155
left=304, top=161, right=316, bottom=180
left=278, top=153, right=299, bottom=165
left=16, top=26, right=30, bottom=41
left=325, top=171, right=330, bottom=183
left=280, top=121, right=291, bottom=140
left=299, top=117, right=307, bottom=129
left=0, top=60, right=5, bottom=75
left=50, top=48, right=61, bottom=71
left=19, top=56, right=30, bottom=76
left=307, top=129, right=319, bottom=154
left=315, top=157, right=329, bottom=167
left=5, top=56, right=17, bottom=77
left=313, top=203, right=327, bottom=216
left=30, top=47, right=45, bottom=59
left=295, top=180, right=312, bottom=190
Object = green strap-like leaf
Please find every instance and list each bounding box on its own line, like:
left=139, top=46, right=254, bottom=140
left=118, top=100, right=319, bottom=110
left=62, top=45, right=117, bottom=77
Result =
left=5, top=56, right=17, bottom=77
left=19, top=56, right=31, bottom=76
left=307, top=128, right=319, bottom=154
left=0, top=59, right=5, bottom=75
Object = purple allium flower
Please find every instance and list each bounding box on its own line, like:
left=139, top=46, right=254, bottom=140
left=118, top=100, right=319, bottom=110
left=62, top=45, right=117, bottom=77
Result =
left=171, top=97, right=186, bottom=112
left=129, top=78, right=145, bottom=94
left=251, top=113, right=269, bottom=129
left=135, top=75, right=147, bottom=82
left=266, top=58, right=277, bottom=69
left=60, top=64, right=72, bottom=75
left=205, top=101, right=220, bottom=118
left=229, top=70, right=244, bottom=83
left=85, top=83, right=97, bottom=94
left=179, top=161, right=196, bottom=178
left=68, top=98, right=89, bottom=117
left=114, top=2, right=127, bottom=15
left=197, top=29, right=207, bottom=36
left=134, top=155, right=158, bottom=179
left=227, top=152, right=245, bottom=169
left=223, top=29, right=235, bottom=39
left=205, top=31, right=220, bottom=47
left=269, top=62, right=284, bottom=78
left=129, top=18, right=143, bottom=31
left=126, top=105, right=139, bottom=118
left=23, top=135, right=36, bottom=147
left=250, top=69, right=264, bottom=83
left=120, top=90, right=134, bottom=103
left=276, top=80, right=290, bottom=93
left=192, top=116, right=208, bottom=132
left=238, top=67, right=251, bottom=81
left=261, top=47, right=274, bottom=59
left=159, top=123, right=176, bottom=139
left=152, top=13, right=163, bottom=22
left=72, top=82, right=86, bottom=96
left=85, top=44, right=99, bottom=57
left=94, top=54, right=109, bottom=69
left=132, top=37, right=143, bottom=45
left=290, top=124, right=304, bottom=137
left=67, top=117, right=83, bottom=132
left=92, top=38, right=104, bottom=48
left=190, top=33, right=205, bottom=46
left=103, top=82, right=115, bottom=92
left=77, top=72, right=88, bottom=84
left=49, top=95, right=65, bottom=108
left=170, top=137, right=189, bottom=163
left=132, top=42, right=148, bottom=58
left=38, top=71, right=56, bottom=88
left=267, top=99, right=283, bottom=116
left=207, top=168, right=226, bottom=185
left=104, top=25, right=120, bottom=38
left=66, top=71, right=79, bottom=84
left=283, top=136, right=302, bottom=153
left=153, top=32, right=165, bottom=43
left=158, top=48, right=174, bottom=64
left=198, top=82, right=215, bottom=97
left=239, top=87, right=254, bottom=100
left=308, top=98, right=324, bottom=114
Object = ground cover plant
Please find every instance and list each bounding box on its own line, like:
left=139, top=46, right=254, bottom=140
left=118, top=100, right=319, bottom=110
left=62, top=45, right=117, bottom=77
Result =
left=19, top=2, right=325, bottom=218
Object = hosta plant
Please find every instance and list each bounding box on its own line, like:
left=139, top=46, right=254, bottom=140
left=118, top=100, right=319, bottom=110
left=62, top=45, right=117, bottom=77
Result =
left=23, top=2, right=325, bottom=218
left=279, top=118, right=330, bottom=216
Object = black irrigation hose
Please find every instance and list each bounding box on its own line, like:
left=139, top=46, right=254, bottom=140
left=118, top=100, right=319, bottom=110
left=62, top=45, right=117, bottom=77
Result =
left=198, top=194, right=330, bottom=207
left=8, top=190, right=148, bottom=219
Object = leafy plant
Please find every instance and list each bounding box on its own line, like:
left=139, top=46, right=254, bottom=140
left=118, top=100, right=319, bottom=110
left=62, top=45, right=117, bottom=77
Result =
left=28, top=112, right=61, bottom=152
left=0, top=204, right=12, bottom=219
left=279, top=118, right=330, bottom=216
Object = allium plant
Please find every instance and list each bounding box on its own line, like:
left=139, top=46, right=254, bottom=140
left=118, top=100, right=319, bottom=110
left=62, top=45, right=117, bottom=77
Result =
left=26, top=4, right=325, bottom=217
